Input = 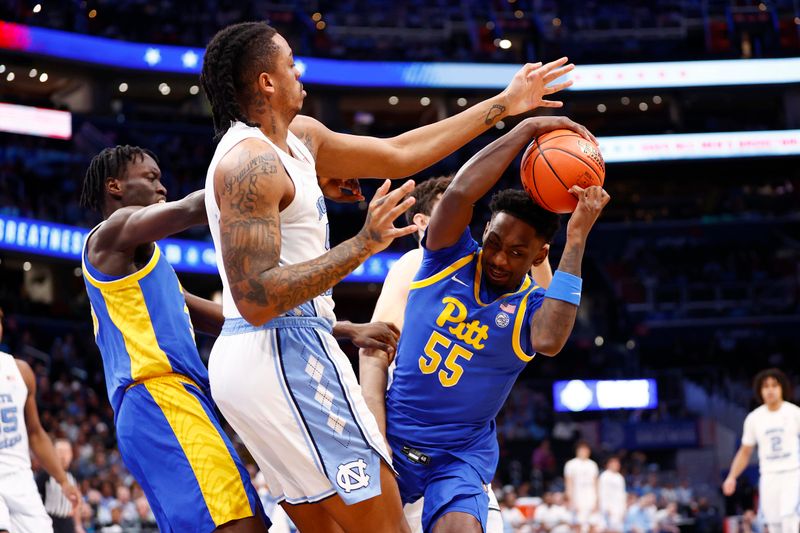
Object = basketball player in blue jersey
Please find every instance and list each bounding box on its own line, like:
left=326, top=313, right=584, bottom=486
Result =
left=384, top=116, right=609, bottom=533
left=79, top=145, right=270, bottom=533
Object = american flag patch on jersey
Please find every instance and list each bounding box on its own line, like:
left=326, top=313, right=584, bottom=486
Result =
left=500, top=303, right=516, bottom=314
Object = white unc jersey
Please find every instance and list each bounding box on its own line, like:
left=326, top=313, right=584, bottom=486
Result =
left=205, top=121, right=335, bottom=322
left=0, top=352, right=30, bottom=476
left=742, top=402, right=800, bottom=474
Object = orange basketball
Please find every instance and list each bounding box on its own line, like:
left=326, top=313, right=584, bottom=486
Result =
left=520, top=129, right=605, bottom=213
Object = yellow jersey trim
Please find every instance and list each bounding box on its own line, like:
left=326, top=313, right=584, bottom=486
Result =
left=83, top=244, right=161, bottom=290
left=409, top=254, right=475, bottom=290
left=473, top=250, right=533, bottom=306
left=512, top=286, right=540, bottom=362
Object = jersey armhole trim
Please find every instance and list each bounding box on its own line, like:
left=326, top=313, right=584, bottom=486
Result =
left=512, top=286, right=540, bottom=362
left=83, top=244, right=161, bottom=290
left=409, top=253, right=474, bottom=290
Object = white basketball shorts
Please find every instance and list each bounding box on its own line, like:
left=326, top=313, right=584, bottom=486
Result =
left=759, top=468, right=800, bottom=525
left=209, top=315, right=392, bottom=506
left=0, top=470, right=53, bottom=533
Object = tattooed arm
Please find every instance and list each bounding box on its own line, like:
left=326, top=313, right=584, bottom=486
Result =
left=215, top=138, right=418, bottom=326
left=290, top=58, right=574, bottom=180
left=530, top=185, right=610, bottom=356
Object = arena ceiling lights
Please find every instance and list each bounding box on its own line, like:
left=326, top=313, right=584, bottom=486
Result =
left=2, top=20, right=800, bottom=90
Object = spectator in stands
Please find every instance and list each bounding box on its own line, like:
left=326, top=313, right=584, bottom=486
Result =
left=499, top=489, right=528, bottom=533
left=532, top=439, right=558, bottom=482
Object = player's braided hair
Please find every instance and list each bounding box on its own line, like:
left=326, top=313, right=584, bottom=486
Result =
left=489, top=189, right=560, bottom=242
left=200, top=22, right=279, bottom=140
left=80, top=145, right=158, bottom=212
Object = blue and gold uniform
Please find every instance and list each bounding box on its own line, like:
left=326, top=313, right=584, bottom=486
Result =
left=82, top=225, right=267, bottom=533
left=386, top=228, right=545, bottom=532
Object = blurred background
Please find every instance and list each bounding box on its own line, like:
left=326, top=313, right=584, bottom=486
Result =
left=0, top=1, right=799, bottom=531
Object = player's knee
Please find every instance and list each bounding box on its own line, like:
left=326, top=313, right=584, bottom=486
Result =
left=431, top=511, right=482, bottom=533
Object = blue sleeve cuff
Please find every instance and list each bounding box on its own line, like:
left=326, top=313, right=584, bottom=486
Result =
left=544, top=270, right=582, bottom=305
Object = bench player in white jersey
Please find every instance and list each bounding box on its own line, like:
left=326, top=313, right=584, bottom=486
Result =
left=564, top=441, right=599, bottom=531
left=200, top=20, right=573, bottom=532
left=0, top=311, right=80, bottom=533
left=723, top=368, right=800, bottom=533
left=598, top=456, right=626, bottom=533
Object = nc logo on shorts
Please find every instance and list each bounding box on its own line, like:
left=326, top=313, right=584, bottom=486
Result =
left=336, top=459, right=370, bottom=493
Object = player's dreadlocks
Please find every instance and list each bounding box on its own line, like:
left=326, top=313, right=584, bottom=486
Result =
left=200, top=22, right=280, bottom=140
left=489, top=189, right=561, bottom=242
left=80, top=145, right=158, bottom=212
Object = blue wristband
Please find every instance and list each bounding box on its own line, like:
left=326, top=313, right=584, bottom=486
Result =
left=545, top=271, right=582, bottom=305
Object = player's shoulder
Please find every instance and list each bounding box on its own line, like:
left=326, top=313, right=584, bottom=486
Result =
left=392, top=248, right=423, bottom=272
left=746, top=404, right=767, bottom=420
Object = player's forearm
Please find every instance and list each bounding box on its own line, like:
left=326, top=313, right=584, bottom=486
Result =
left=230, top=234, right=374, bottom=326
left=359, top=348, right=391, bottom=437
left=385, top=95, right=511, bottom=177
left=29, top=430, right=68, bottom=484
left=447, top=119, right=537, bottom=204
left=727, top=447, right=752, bottom=480
left=184, top=291, right=224, bottom=337
left=530, top=239, right=584, bottom=355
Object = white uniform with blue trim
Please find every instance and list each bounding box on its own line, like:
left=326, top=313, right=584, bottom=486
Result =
left=741, top=401, right=800, bottom=529
left=0, top=352, right=53, bottom=533
left=205, top=122, right=391, bottom=505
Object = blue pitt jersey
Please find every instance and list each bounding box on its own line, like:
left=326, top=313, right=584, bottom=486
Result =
left=386, top=228, right=545, bottom=478
left=81, top=225, right=210, bottom=416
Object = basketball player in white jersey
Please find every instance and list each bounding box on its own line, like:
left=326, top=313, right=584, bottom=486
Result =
left=0, top=311, right=80, bottom=533
left=723, top=368, right=800, bottom=533
left=564, top=441, right=599, bottom=531
left=598, top=456, right=626, bottom=533
left=200, top=20, right=573, bottom=532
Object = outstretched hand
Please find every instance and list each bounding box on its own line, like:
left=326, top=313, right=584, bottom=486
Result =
left=501, top=57, right=575, bottom=116
left=358, top=180, right=418, bottom=253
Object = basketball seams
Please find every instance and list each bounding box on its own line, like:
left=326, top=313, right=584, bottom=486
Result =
left=536, top=143, right=572, bottom=192
left=526, top=151, right=557, bottom=213
left=542, top=147, right=604, bottom=185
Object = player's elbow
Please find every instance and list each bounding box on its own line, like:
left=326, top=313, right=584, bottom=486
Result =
left=532, top=335, right=566, bottom=357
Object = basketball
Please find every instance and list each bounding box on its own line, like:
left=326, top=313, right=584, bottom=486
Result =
left=520, top=129, right=606, bottom=213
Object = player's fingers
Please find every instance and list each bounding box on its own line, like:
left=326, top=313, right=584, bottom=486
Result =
left=386, top=322, right=401, bottom=338
left=543, top=64, right=574, bottom=83
left=538, top=56, right=569, bottom=75
left=384, top=196, right=417, bottom=221
left=569, top=185, right=586, bottom=198
left=521, top=62, right=543, bottom=76
left=385, top=224, right=419, bottom=239
left=380, top=179, right=416, bottom=208
left=544, top=80, right=574, bottom=95
left=369, top=179, right=392, bottom=203
left=539, top=99, right=564, bottom=108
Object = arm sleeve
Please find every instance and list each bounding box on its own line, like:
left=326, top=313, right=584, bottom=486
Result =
left=416, top=227, right=479, bottom=280
left=741, top=412, right=757, bottom=446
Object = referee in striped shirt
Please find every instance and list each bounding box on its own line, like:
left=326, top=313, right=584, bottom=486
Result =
left=35, top=439, right=80, bottom=533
